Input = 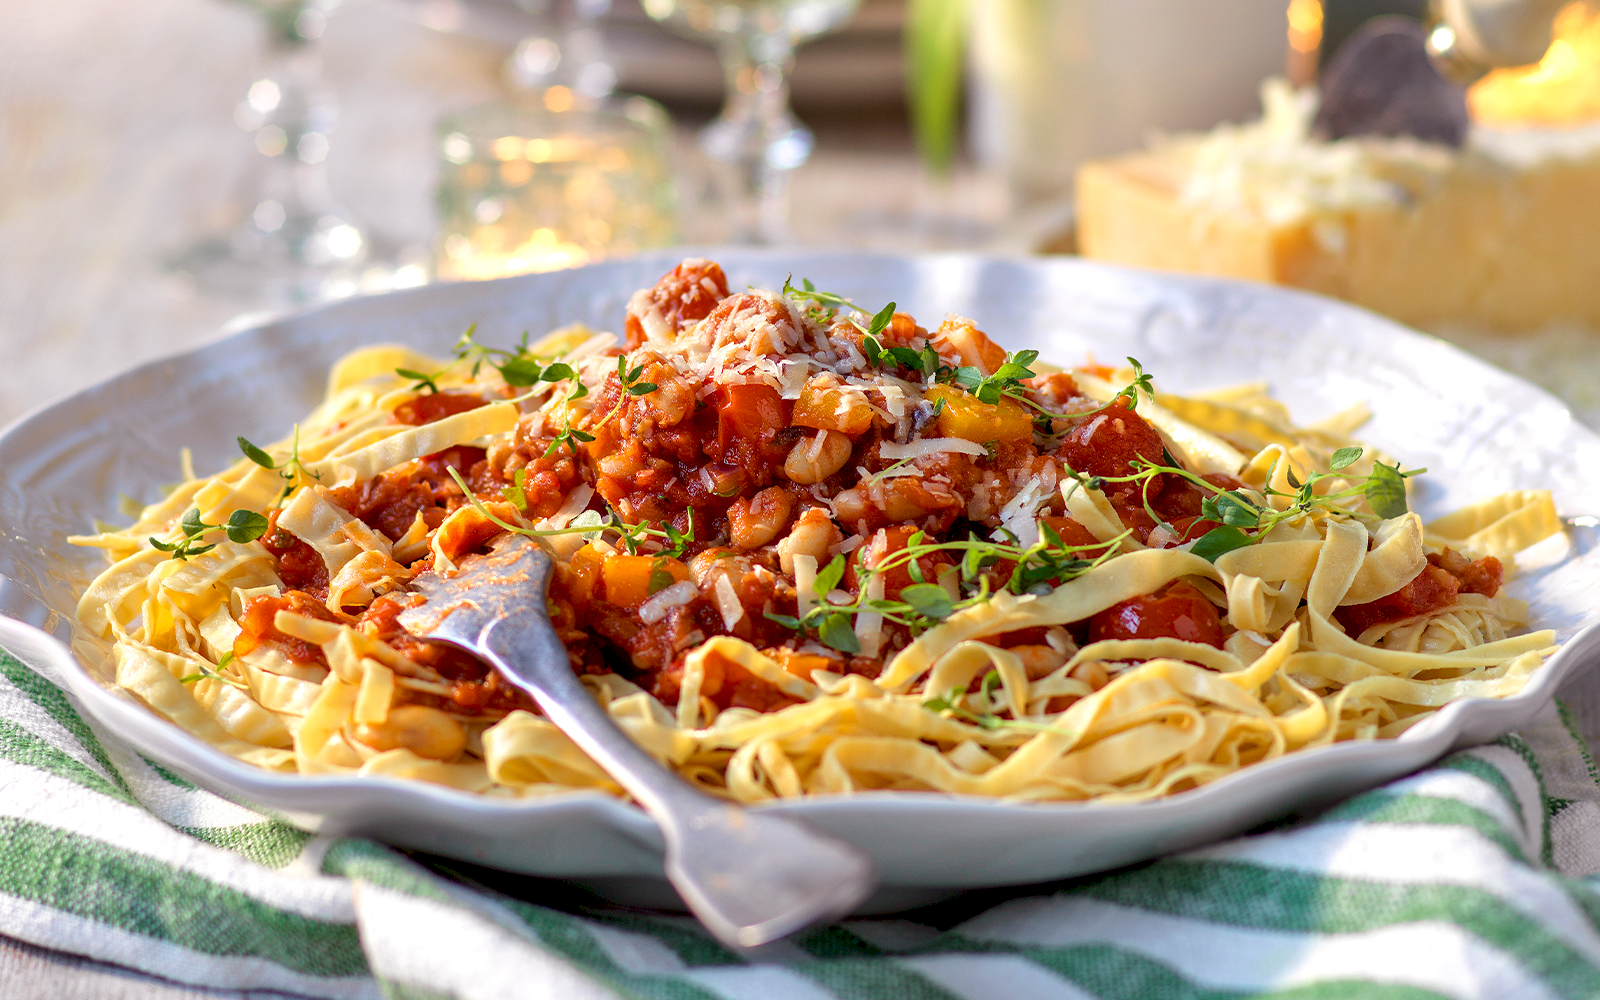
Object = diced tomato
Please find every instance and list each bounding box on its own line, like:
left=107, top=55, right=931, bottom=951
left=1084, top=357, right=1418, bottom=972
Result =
left=1429, top=548, right=1503, bottom=597
left=1026, top=372, right=1084, bottom=406
left=624, top=259, right=729, bottom=349
left=1087, top=580, right=1224, bottom=648
left=1058, top=397, right=1168, bottom=500
left=853, top=524, right=954, bottom=602
left=710, top=383, right=791, bottom=475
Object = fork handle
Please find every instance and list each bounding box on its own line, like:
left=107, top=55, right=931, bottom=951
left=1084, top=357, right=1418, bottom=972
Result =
left=479, top=616, right=876, bottom=947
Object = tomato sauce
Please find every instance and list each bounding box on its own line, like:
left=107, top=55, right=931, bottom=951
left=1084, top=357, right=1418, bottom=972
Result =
left=234, top=592, right=340, bottom=664
left=261, top=511, right=329, bottom=597
left=1336, top=549, right=1501, bottom=637
left=391, top=392, right=487, bottom=426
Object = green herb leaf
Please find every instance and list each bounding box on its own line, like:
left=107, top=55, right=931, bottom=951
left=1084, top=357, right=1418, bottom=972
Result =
left=1202, top=491, right=1262, bottom=528
left=862, top=335, right=883, bottom=366
left=900, top=582, right=955, bottom=620
left=647, top=559, right=674, bottom=595
left=818, top=613, right=861, bottom=655
left=867, top=301, right=897, bottom=338
left=1111, top=357, right=1156, bottom=411
left=764, top=612, right=803, bottom=631
left=395, top=368, right=441, bottom=394
left=1366, top=462, right=1410, bottom=519
left=223, top=509, right=270, bottom=544
left=181, top=508, right=207, bottom=537
left=238, top=437, right=277, bottom=469
left=1330, top=446, right=1363, bottom=471
left=813, top=554, right=847, bottom=598
left=501, top=468, right=529, bottom=512
left=1190, top=526, right=1256, bottom=562
left=497, top=357, right=544, bottom=386
left=626, top=382, right=659, bottom=396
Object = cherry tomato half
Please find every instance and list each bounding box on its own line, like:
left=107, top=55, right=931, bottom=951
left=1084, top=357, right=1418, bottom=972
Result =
left=1087, top=580, right=1224, bottom=648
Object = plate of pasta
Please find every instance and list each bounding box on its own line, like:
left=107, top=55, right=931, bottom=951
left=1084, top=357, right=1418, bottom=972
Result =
left=3, top=250, right=1598, bottom=900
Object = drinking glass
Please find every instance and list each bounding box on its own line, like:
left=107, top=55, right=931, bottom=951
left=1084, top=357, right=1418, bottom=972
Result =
left=434, top=90, right=678, bottom=280
left=640, top=0, right=859, bottom=243
left=172, top=0, right=369, bottom=305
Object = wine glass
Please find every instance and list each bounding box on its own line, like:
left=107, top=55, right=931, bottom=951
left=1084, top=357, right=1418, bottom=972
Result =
left=171, top=0, right=370, bottom=306
left=640, top=0, right=859, bottom=244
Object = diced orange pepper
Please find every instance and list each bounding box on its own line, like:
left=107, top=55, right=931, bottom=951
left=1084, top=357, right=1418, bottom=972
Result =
left=776, top=651, right=834, bottom=681
left=601, top=553, right=691, bottom=609
left=565, top=543, right=604, bottom=607
left=931, top=318, right=1007, bottom=374
left=792, top=381, right=875, bottom=436
left=926, top=384, right=1032, bottom=443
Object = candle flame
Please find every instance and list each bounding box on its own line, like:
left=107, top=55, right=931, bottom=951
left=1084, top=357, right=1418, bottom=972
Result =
left=437, top=228, right=592, bottom=281
left=1469, top=1, right=1600, bottom=125
left=1287, top=0, right=1324, bottom=55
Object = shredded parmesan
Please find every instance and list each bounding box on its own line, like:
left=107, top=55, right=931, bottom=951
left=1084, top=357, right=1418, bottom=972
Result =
left=639, top=581, right=698, bottom=625
left=794, top=554, right=819, bottom=618
left=713, top=574, right=744, bottom=631
left=879, top=438, right=987, bottom=460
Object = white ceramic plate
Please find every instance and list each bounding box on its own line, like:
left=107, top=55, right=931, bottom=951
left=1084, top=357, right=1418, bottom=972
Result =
left=4, top=251, right=1599, bottom=906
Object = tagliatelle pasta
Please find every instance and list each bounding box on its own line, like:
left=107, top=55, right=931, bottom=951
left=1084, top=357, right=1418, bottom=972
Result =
left=70, top=259, right=1566, bottom=803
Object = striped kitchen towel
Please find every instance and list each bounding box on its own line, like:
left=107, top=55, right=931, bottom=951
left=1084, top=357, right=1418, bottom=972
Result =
left=2, top=643, right=1599, bottom=1000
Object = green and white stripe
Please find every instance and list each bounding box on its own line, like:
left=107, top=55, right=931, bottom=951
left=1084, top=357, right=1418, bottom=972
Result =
left=1, top=644, right=1599, bottom=1000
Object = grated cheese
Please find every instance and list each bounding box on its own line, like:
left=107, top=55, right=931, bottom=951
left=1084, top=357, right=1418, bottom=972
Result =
left=998, top=477, right=1053, bottom=546
left=639, top=580, right=698, bottom=625
left=855, top=574, right=886, bottom=659
left=793, top=554, right=819, bottom=617
left=880, top=438, right=987, bottom=461
left=713, top=574, right=744, bottom=631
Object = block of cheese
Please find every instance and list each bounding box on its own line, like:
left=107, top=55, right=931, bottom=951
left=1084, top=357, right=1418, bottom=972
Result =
left=1076, top=80, right=1600, bottom=332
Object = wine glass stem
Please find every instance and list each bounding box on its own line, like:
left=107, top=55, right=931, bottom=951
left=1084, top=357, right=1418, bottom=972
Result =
left=702, top=31, right=813, bottom=244
left=254, top=35, right=338, bottom=231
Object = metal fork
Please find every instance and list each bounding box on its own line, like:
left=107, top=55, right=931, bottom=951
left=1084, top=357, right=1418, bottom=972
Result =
left=398, top=533, right=877, bottom=948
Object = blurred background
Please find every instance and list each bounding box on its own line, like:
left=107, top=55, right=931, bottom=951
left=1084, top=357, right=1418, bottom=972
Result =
left=2, top=0, right=1597, bottom=427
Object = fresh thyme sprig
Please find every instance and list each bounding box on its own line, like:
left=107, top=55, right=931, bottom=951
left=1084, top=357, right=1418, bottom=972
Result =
left=615, top=353, right=658, bottom=396
left=572, top=352, right=662, bottom=453
left=764, top=526, right=1124, bottom=655
left=1054, top=445, right=1424, bottom=563
left=444, top=467, right=690, bottom=558
left=781, top=276, right=897, bottom=343
left=544, top=408, right=595, bottom=459
left=396, top=367, right=446, bottom=394
left=239, top=426, right=321, bottom=505
left=1109, top=358, right=1156, bottom=412
left=177, top=651, right=250, bottom=689
left=921, top=682, right=1064, bottom=734
left=150, top=507, right=270, bottom=561
left=606, top=507, right=694, bottom=557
